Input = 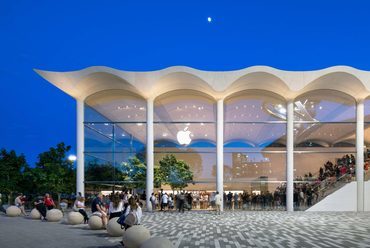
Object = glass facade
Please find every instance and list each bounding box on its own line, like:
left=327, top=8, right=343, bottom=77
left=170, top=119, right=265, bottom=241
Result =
left=153, top=91, right=216, bottom=194
left=364, top=97, right=370, bottom=211
left=223, top=91, right=287, bottom=210
left=82, top=88, right=365, bottom=211
left=84, top=90, right=147, bottom=191
left=293, top=90, right=356, bottom=210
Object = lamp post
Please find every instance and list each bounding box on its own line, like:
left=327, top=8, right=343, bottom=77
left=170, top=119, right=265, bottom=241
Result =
left=68, top=155, right=78, bottom=197
left=68, top=155, right=77, bottom=162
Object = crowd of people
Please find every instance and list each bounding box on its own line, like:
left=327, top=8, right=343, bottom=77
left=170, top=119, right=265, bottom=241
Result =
left=291, top=154, right=361, bottom=209
left=148, top=187, right=287, bottom=212
left=1, top=154, right=368, bottom=219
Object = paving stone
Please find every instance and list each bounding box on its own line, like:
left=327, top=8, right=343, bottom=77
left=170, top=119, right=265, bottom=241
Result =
left=1, top=211, right=370, bottom=247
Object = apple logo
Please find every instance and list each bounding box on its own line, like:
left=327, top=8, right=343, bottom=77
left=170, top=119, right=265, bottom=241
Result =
left=177, top=127, right=192, bottom=145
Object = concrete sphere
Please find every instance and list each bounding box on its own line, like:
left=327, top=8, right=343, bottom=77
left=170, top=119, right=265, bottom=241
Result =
left=122, top=225, right=151, bottom=248
left=107, top=217, right=125, bottom=237
left=30, top=208, right=41, bottom=219
left=6, top=206, right=21, bottom=217
left=67, top=211, right=84, bottom=225
left=46, top=209, right=63, bottom=222
left=88, top=215, right=103, bottom=230
left=140, top=237, right=174, bottom=248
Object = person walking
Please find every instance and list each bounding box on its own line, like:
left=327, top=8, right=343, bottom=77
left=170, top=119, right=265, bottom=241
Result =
left=178, top=191, right=185, bottom=213
left=214, top=191, right=222, bottom=215
left=161, top=192, right=169, bottom=211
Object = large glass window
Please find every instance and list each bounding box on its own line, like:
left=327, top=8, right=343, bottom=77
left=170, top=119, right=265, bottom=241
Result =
left=224, top=90, right=287, bottom=211
left=154, top=90, right=216, bottom=209
left=84, top=90, right=147, bottom=192
left=294, top=90, right=356, bottom=211
left=364, top=97, right=370, bottom=211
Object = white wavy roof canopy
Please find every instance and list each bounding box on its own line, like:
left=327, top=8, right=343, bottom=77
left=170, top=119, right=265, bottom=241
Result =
left=34, top=66, right=370, bottom=101
left=34, top=66, right=370, bottom=147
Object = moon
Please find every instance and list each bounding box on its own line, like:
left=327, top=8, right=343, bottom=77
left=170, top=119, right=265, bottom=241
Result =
left=207, top=17, right=212, bottom=23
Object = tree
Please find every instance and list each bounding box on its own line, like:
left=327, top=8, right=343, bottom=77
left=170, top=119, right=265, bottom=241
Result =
left=120, top=156, right=146, bottom=189
left=0, top=149, right=28, bottom=204
left=32, top=143, right=76, bottom=206
left=157, top=154, right=193, bottom=190
left=85, top=160, right=123, bottom=192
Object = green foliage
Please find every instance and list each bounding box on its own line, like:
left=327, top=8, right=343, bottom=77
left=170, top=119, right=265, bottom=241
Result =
left=0, top=149, right=28, bottom=194
left=157, top=154, right=193, bottom=190
left=120, top=156, right=146, bottom=189
left=31, top=143, right=75, bottom=195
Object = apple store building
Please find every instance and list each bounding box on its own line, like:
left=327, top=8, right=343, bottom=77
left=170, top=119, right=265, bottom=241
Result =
left=36, top=66, right=370, bottom=212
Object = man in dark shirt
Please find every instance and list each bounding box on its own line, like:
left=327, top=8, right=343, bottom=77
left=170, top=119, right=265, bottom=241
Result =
left=227, top=192, right=233, bottom=210
left=91, top=193, right=108, bottom=228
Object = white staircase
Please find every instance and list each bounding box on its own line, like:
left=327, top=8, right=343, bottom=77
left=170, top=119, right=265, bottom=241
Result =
left=306, top=181, right=370, bottom=211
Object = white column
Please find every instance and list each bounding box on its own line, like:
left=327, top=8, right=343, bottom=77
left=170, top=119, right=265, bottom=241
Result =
left=356, top=99, right=364, bottom=212
left=217, top=99, right=224, bottom=211
left=286, top=100, right=294, bottom=211
left=76, top=99, right=85, bottom=196
left=146, top=98, right=154, bottom=211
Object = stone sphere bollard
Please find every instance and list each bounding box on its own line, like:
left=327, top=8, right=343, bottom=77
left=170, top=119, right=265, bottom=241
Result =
left=46, top=209, right=63, bottom=222
left=30, top=208, right=41, bottom=219
left=88, top=215, right=103, bottom=230
left=122, top=225, right=151, bottom=248
left=6, top=206, right=21, bottom=217
left=67, top=211, right=84, bottom=225
left=140, top=237, right=174, bottom=248
left=107, top=217, right=125, bottom=237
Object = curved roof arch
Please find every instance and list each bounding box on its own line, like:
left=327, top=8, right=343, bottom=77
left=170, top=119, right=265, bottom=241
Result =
left=298, top=71, right=367, bottom=100
left=77, top=72, right=140, bottom=100
left=152, top=71, right=217, bottom=99
left=225, top=71, right=290, bottom=100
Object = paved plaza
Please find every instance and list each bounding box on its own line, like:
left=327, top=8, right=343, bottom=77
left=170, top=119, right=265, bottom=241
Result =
left=1, top=211, right=370, bottom=248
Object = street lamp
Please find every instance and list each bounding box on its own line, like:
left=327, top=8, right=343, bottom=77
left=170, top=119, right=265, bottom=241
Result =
left=67, top=155, right=80, bottom=197
left=68, top=154, right=77, bottom=162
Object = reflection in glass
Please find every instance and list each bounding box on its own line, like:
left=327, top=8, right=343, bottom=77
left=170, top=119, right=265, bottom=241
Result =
left=84, top=90, right=147, bottom=190
left=224, top=91, right=287, bottom=211
left=154, top=90, right=216, bottom=197
left=293, top=90, right=356, bottom=211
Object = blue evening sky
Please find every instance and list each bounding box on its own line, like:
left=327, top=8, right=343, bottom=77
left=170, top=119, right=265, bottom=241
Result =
left=1, top=0, right=370, bottom=165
